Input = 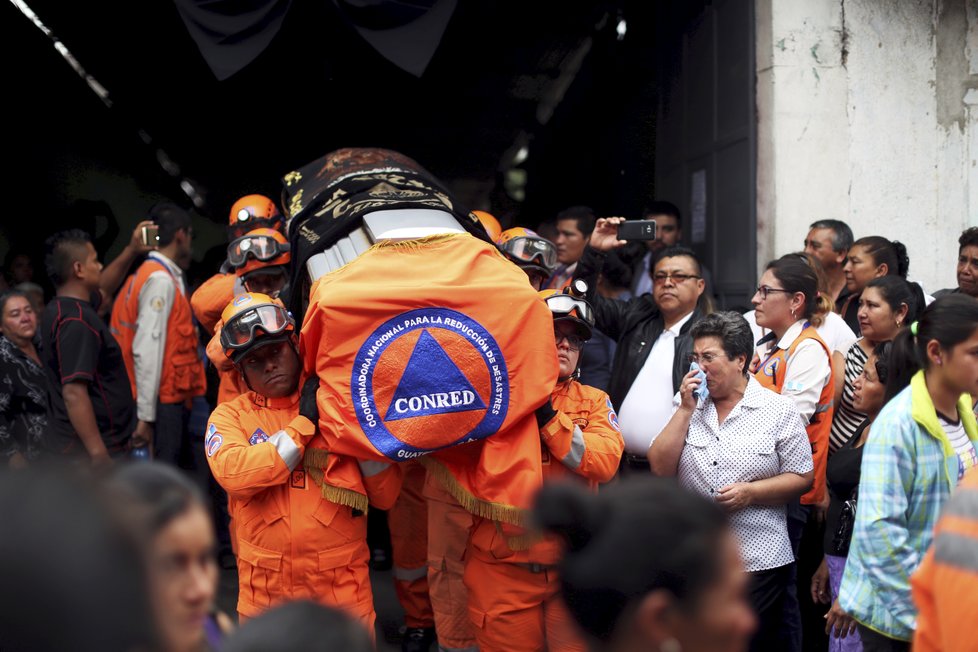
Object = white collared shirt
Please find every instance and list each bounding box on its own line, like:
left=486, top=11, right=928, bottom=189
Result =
left=751, top=319, right=832, bottom=422
left=617, top=310, right=694, bottom=455
left=672, top=376, right=813, bottom=572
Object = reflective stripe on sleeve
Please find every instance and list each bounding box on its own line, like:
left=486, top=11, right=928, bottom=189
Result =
left=933, top=531, right=978, bottom=574
left=392, top=565, right=428, bottom=582
left=358, top=459, right=391, bottom=477
left=561, top=425, right=586, bottom=470
left=268, top=430, right=301, bottom=472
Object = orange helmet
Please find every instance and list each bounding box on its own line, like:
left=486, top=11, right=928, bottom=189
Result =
left=227, top=228, right=291, bottom=278
left=472, top=210, right=502, bottom=242
left=497, top=227, right=557, bottom=280
left=220, top=293, right=295, bottom=362
left=228, top=194, right=284, bottom=239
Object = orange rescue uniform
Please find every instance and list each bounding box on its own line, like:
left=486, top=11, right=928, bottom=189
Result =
left=912, top=469, right=978, bottom=652
left=111, top=258, right=206, bottom=403
left=389, top=460, right=434, bottom=629
left=190, top=272, right=238, bottom=336
left=425, top=474, right=476, bottom=651
left=464, top=379, right=624, bottom=652
left=753, top=324, right=834, bottom=505
left=206, top=389, right=400, bottom=629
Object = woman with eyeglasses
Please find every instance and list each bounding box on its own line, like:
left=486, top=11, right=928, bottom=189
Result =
left=746, top=255, right=837, bottom=649
left=649, top=311, right=814, bottom=652
left=811, top=341, right=891, bottom=652
left=829, top=277, right=925, bottom=453
left=464, top=288, right=624, bottom=652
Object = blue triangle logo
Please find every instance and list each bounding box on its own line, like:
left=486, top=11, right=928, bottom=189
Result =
left=385, top=329, right=486, bottom=422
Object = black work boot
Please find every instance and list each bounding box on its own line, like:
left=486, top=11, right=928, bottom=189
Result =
left=401, top=626, right=436, bottom=652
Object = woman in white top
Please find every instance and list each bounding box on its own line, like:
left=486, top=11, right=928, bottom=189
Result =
left=649, top=311, right=813, bottom=652
left=829, top=276, right=925, bottom=452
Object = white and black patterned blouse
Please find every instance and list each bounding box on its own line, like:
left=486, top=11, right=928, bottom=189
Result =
left=672, top=376, right=814, bottom=572
left=829, top=341, right=869, bottom=453
left=0, top=335, right=48, bottom=461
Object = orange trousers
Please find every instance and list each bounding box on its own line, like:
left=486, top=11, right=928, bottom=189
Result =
left=426, top=479, right=477, bottom=650
left=464, top=556, right=587, bottom=652
left=389, top=461, right=434, bottom=628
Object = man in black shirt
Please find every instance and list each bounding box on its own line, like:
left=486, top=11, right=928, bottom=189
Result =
left=41, top=230, right=135, bottom=463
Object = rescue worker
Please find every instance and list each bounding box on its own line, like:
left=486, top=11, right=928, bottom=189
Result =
left=389, top=461, right=436, bottom=652
left=205, top=228, right=291, bottom=406
left=422, top=226, right=559, bottom=652
left=496, top=227, right=558, bottom=291
left=110, top=203, right=205, bottom=467
left=463, top=288, right=625, bottom=652
left=206, top=293, right=400, bottom=631
left=191, top=194, right=285, bottom=335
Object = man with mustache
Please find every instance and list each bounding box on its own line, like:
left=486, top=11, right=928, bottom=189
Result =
left=576, top=216, right=706, bottom=475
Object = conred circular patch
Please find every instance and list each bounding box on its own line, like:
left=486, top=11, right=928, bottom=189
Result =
left=351, top=307, right=509, bottom=460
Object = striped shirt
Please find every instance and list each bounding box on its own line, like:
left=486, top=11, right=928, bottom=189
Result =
left=829, top=341, right=868, bottom=453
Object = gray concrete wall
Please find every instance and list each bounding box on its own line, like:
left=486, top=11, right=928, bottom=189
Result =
left=756, top=0, right=978, bottom=292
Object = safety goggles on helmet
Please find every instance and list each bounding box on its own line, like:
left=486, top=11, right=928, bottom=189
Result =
left=544, top=293, right=594, bottom=329
left=227, top=234, right=290, bottom=268
left=220, top=303, right=294, bottom=358
left=498, top=236, right=558, bottom=272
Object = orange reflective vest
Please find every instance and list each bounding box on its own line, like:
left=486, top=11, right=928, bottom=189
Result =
left=753, top=324, right=833, bottom=505
left=206, top=389, right=401, bottom=623
left=467, top=378, right=624, bottom=565
left=190, top=272, right=237, bottom=336
left=110, top=258, right=206, bottom=404
left=912, top=469, right=978, bottom=652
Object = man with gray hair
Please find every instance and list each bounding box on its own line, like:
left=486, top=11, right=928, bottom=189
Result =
left=803, top=219, right=853, bottom=307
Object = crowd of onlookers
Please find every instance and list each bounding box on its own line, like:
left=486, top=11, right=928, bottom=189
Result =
left=2, top=188, right=978, bottom=652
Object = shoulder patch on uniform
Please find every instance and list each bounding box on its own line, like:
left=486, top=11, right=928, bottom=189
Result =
left=249, top=428, right=269, bottom=445
left=206, top=434, right=223, bottom=457
left=150, top=296, right=165, bottom=311
left=606, top=398, right=621, bottom=432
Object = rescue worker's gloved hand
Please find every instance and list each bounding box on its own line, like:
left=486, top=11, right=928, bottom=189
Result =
left=535, top=398, right=557, bottom=429
left=299, top=375, right=320, bottom=424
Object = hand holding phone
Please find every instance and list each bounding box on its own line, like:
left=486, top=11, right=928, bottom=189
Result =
left=615, top=219, right=657, bottom=241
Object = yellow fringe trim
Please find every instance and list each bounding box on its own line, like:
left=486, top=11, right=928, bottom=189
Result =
left=369, top=232, right=465, bottom=253
left=493, top=521, right=540, bottom=552
left=419, top=456, right=529, bottom=527
left=303, top=448, right=369, bottom=513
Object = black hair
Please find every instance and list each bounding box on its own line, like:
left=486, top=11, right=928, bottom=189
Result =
left=148, top=202, right=192, bottom=247
left=222, top=600, right=372, bottom=652
left=534, top=478, right=727, bottom=643
left=959, top=227, right=978, bottom=252
left=690, top=311, right=754, bottom=375
left=885, top=294, right=978, bottom=403
left=766, top=254, right=832, bottom=324
left=555, top=206, right=597, bottom=238
left=43, top=228, right=92, bottom=287
left=809, top=219, right=854, bottom=253
left=643, top=201, right=682, bottom=226
left=107, top=462, right=206, bottom=537
left=872, top=340, right=892, bottom=386
left=0, top=289, right=30, bottom=318
left=0, top=467, right=156, bottom=652
left=863, top=276, right=925, bottom=326
left=652, top=245, right=701, bottom=276
left=851, top=236, right=910, bottom=279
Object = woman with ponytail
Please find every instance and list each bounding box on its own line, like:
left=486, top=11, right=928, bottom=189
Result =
left=838, top=237, right=910, bottom=335
left=535, top=478, right=757, bottom=652
left=838, top=295, right=978, bottom=649
left=829, top=277, right=925, bottom=453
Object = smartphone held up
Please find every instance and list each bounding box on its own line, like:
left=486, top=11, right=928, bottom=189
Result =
left=615, top=219, right=657, bottom=241
left=140, top=224, right=160, bottom=248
